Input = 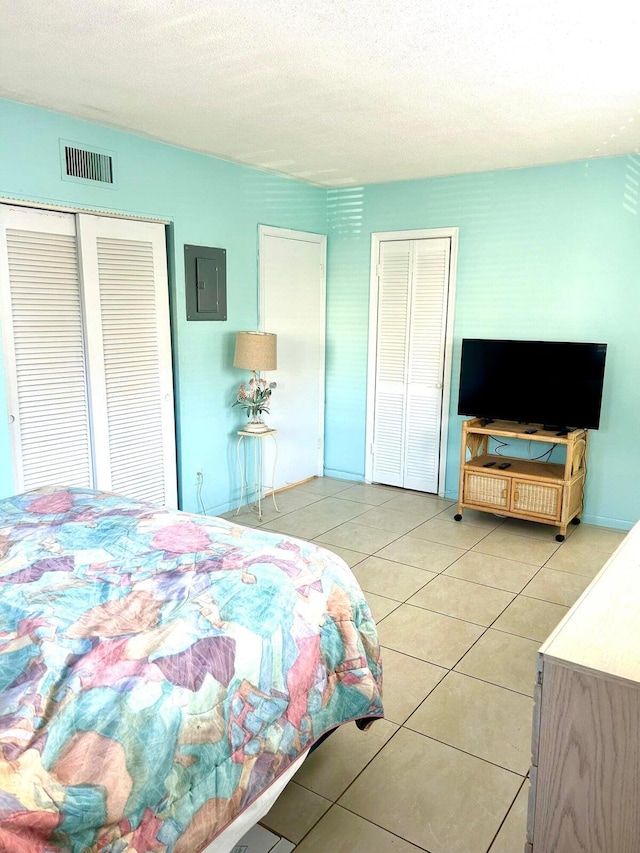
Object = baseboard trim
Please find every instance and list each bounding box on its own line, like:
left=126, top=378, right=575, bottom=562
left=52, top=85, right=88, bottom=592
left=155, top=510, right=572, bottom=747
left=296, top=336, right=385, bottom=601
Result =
left=323, top=468, right=365, bottom=482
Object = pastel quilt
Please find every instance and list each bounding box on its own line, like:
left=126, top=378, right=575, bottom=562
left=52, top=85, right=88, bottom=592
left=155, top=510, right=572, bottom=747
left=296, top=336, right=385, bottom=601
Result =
left=0, top=488, right=383, bottom=852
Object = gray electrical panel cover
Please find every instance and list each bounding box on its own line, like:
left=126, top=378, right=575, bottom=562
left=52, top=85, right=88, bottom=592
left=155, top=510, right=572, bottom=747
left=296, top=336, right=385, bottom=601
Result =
left=184, top=244, right=227, bottom=321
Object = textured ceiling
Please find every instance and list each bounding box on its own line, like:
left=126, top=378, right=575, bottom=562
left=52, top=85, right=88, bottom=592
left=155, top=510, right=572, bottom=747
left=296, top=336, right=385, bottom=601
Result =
left=1, top=0, right=639, bottom=187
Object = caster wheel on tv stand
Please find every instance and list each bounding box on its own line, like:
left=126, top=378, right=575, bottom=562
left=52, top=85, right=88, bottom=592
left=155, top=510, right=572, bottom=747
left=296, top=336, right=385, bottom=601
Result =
left=454, top=513, right=462, bottom=521
left=556, top=534, right=565, bottom=542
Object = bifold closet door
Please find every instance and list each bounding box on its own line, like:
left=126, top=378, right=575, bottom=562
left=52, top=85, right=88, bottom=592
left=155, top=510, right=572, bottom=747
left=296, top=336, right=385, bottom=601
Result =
left=0, top=204, right=177, bottom=507
left=0, top=206, right=93, bottom=491
left=372, top=237, right=450, bottom=493
left=77, top=215, right=177, bottom=506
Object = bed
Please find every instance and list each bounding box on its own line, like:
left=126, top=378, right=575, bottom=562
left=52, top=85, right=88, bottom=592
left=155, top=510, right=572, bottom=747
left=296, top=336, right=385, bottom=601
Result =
left=0, top=487, right=383, bottom=852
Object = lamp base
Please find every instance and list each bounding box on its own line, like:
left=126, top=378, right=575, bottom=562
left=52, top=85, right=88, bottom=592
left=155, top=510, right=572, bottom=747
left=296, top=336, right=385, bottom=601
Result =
left=243, top=420, right=271, bottom=434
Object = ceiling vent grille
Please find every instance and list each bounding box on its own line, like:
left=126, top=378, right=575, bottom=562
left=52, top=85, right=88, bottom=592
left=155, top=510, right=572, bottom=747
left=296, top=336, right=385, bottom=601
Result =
left=59, top=140, right=117, bottom=188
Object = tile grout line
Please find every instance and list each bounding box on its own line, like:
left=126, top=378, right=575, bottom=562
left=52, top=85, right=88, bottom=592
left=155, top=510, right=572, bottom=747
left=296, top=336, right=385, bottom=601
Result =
left=398, top=725, right=529, bottom=779
left=293, top=801, right=434, bottom=852
left=484, top=775, right=529, bottom=853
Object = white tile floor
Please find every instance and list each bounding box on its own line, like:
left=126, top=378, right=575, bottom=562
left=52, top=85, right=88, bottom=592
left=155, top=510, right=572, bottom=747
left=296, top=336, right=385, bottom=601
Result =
left=223, top=478, right=627, bottom=853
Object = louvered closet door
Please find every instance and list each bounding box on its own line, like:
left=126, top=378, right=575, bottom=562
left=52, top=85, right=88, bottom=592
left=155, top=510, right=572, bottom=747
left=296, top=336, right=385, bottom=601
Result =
left=371, top=241, right=411, bottom=487
left=0, top=206, right=94, bottom=491
left=1, top=206, right=177, bottom=507
left=405, top=238, right=450, bottom=492
left=372, top=237, right=450, bottom=493
left=77, top=215, right=177, bottom=508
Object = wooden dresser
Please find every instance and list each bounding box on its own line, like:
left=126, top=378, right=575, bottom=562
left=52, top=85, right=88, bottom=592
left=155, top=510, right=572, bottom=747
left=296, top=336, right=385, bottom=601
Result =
left=527, top=522, right=639, bottom=852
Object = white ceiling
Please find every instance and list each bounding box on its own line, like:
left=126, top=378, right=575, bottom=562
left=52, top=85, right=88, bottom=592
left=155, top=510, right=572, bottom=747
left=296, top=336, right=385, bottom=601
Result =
left=1, top=0, right=639, bottom=187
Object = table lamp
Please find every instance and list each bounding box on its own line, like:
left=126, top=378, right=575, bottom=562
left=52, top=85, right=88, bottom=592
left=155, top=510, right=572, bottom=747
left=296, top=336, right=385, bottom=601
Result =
left=233, top=331, right=277, bottom=432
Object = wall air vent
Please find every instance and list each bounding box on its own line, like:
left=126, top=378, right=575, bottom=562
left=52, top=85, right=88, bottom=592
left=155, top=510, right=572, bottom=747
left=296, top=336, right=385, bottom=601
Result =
left=59, top=139, right=117, bottom=188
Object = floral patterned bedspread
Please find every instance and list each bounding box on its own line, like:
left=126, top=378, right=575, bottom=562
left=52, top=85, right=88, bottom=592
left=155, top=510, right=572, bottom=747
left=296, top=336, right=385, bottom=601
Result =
left=0, top=488, right=383, bottom=853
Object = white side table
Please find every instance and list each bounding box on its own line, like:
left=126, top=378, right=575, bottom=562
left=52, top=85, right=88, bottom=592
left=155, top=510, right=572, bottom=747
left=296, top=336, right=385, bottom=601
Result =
left=236, top=429, right=279, bottom=520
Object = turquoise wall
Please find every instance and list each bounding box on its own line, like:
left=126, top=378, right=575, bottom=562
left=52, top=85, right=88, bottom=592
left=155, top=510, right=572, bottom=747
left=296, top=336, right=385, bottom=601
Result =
left=1, top=98, right=638, bottom=528
left=0, top=99, right=326, bottom=513
left=325, top=159, right=640, bottom=529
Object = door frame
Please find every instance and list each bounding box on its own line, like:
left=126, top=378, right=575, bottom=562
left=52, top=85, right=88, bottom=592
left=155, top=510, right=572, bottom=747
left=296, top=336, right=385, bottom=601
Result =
left=365, top=227, right=459, bottom=497
left=258, top=224, right=327, bottom=478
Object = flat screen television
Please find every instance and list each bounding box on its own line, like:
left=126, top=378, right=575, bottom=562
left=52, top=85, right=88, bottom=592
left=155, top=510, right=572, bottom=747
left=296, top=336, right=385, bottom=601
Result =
left=457, top=339, right=608, bottom=430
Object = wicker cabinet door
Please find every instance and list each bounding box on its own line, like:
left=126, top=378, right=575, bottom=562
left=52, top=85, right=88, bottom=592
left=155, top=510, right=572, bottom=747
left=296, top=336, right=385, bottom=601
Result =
left=512, top=480, right=562, bottom=520
left=464, top=472, right=509, bottom=508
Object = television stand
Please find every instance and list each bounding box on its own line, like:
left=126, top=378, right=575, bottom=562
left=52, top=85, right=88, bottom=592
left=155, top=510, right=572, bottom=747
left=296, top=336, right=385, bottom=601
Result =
left=542, top=424, right=570, bottom=436
left=454, top=419, right=588, bottom=541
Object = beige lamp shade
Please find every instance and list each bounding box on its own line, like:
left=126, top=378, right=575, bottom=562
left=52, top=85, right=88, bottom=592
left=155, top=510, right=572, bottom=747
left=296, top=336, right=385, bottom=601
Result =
left=234, top=331, right=277, bottom=371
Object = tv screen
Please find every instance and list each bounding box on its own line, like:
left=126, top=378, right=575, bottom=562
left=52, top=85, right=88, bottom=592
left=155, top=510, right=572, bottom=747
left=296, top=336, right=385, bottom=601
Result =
left=457, top=339, right=608, bottom=429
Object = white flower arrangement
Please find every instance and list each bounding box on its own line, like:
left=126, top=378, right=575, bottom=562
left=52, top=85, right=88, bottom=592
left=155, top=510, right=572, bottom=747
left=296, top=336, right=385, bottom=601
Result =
left=234, top=376, right=277, bottom=420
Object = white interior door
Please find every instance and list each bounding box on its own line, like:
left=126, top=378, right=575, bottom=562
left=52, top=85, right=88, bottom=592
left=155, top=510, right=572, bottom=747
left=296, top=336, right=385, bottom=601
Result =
left=259, top=226, right=326, bottom=490
left=368, top=231, right=456, bottom=494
